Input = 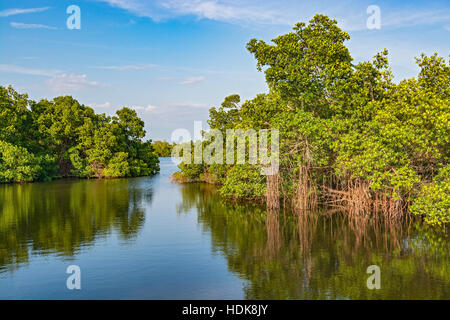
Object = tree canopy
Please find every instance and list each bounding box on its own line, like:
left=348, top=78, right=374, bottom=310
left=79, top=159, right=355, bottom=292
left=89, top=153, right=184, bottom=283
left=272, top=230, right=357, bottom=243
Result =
left=0, top=87, right=159, bottom=182
left=174, top=14, right=450, bottom=226
left=152, top=140, right=176, bottom=157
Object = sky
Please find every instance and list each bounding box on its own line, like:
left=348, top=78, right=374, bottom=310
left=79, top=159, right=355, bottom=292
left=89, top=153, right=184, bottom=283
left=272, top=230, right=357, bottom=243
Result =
left=0, top=0, right=449, bottom=141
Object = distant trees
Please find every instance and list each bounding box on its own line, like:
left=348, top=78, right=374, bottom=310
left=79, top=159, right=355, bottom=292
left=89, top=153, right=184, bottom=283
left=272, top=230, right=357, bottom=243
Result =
left=152, top=140, right=175, bottom=157
left=0, top=86, right=159, bottom=182
left=175, top=14, right=450, bottom=226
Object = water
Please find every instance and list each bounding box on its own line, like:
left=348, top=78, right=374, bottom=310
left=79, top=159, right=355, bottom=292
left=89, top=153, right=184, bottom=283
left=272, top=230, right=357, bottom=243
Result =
left=0, top=158, right=448, bottom=299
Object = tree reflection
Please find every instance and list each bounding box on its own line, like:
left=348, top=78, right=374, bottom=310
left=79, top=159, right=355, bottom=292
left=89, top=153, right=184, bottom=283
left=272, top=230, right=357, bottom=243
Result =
left=0, top=178, right=152, bottom=273
left=178, top=183, right=450, bottom=299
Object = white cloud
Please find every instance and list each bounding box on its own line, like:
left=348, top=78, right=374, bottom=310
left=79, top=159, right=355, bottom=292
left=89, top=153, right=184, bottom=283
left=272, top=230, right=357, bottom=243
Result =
left=19, top=56, right=39, bottom=60
left=93, top=63, right=239, bottom=76
left=382, top=10, right=450, bottom=29
left=171, top=102, right=209, bottom=108
left=180, top=76, right=205, bottom=85
left=161, top=0, right=285, bottom=24
left=0, top=7, right=50, bottom=17
left=90, top=101, right=111, bottom=108
left=133, top=104, right=157, bottom=112
left=96, top=0, right=290, bottom=24
left=46, top=74, right=100, bottom=92
left=318, top=7, right=450, bottom=32
left=0, top=64, right=102, bottom=92
left=93, top=64, right=158, bottom=71
left=96, top=0, right=450, bottom=31
left=0, top=64, right=59, bottom=76
left=96, top=0, right=147, bottom=15
left=10, top=22, right=57, bottom=30
left=131, top=102, right=208, bottom=115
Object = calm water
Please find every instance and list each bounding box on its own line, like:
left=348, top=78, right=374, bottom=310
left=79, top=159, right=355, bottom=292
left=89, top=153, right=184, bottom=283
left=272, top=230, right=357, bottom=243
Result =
left=0, top=158, right=448, bottom=299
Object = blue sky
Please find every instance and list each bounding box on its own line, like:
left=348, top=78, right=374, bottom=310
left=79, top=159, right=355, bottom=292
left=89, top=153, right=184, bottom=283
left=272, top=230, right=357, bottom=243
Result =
left=0, top=0, right=449, bottom=140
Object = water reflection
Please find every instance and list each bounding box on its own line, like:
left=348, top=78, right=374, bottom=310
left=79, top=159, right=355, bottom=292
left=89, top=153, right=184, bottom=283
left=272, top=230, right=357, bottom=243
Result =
left=178, top=183, right=450, bottom=300
left=0, top=178, right=153, bottom=273
left=0, top=170, right=448, bottom=299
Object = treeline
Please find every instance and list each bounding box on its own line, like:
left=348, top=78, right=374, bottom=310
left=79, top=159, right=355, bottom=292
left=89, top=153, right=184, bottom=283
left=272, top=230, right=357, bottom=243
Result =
left=152, top=140, right=176, bottom=157
left=174, top=15, right=449, bottom=226
left=0, top=86, right=159, bottom=183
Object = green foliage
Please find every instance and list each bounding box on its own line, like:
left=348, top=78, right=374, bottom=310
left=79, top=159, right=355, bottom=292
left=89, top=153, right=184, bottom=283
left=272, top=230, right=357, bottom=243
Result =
left=246, top=14, right=353, bottom=117
left=175, top=14, right=449, bottom=225
left=103, top=152, right=131, bottom=178
left=178, top=162, right=204, bottom=180
left=152, top=140, right=175, bottom=157
left=208, top=94, right=241, bottom=133
left=410, top=166, right=450, bottom=226
left=220, top=164, right=266, bottom=198
left=0, top=86, right=32, bottom=148
left=0, top=140, right=41, bottom=182
left=0, top=86, right=159, bottom=183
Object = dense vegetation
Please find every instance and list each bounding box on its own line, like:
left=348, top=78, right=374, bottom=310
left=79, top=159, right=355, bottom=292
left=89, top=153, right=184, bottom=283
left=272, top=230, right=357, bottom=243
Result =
left=152, top=140, right=176, bottom=157
left=0, top=86, right=159, bottom=182
left=174, top=15, right=449, bottom=226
